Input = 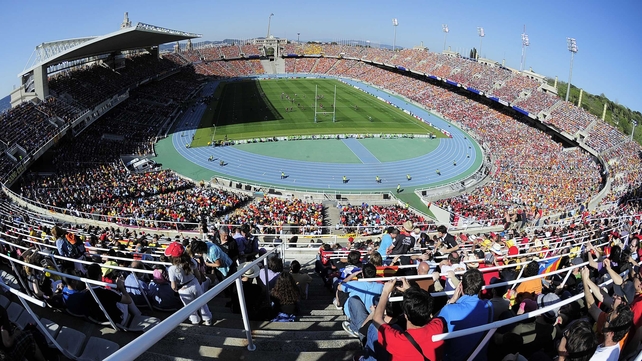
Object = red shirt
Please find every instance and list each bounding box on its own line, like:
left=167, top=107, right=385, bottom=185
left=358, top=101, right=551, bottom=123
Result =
left=378, top=318, right=445, bottom=361
left=631, top=293, right=642, bottom=329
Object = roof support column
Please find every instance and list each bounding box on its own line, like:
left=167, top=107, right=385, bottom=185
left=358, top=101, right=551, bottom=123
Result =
left=34, top=65, right=49, bottom=101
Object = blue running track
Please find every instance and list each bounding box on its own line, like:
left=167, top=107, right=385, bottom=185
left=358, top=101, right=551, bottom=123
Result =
left=162, top=76, right=483, bottom=193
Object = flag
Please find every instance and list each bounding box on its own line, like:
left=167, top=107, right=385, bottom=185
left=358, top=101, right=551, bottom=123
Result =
left=538, top=257, right=561, bottom=275
left=376, top=266, right=398, bottom=277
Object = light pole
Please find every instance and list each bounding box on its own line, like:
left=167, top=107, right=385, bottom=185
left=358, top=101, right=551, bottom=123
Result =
left=632, top=120, right=638, bottom=141
left=442, top=24, right=449, bottom=51
left=477, top=27, right=484, bottom=59
left=565, top=37, right=578, bottom=102
left=266, top=13, right=274, bottom=38
left=520, top=26, right=529, bottom=71
left=392, top=18, right=398, bottom=51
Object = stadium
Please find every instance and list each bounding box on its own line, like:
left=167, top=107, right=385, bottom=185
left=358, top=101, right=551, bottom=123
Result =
left=0, top=11, right=641, bottom=361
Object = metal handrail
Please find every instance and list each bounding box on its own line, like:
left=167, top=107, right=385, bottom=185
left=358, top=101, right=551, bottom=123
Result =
left=103, top=244, right=282, bottom=361
left=429, top=271, right=624, bottom=361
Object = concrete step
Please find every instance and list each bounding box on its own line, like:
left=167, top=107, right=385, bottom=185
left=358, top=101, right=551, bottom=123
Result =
left=207, top=318, right=347, bottom=332
left=138, top=348, right=355, bottom=361
left=138, top=325, right=361, bottom=360
left=173, top=324, right=356, bottom=341
left=209, top=305, right=343, bottom=316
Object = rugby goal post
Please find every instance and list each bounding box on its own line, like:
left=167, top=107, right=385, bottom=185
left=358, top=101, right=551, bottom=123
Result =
left=314, top=84, right=337, bottom=123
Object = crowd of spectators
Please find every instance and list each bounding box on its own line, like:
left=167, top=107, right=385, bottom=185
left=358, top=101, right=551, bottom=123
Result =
left=586, top=121, right=630, bottom=153
left=49, top=54, right=179, bottom=109
left=219, top=45, right=241, bottom=59
left=600, top=141, right=642, bottom=205
left=318, top=213, right=642, bottom=361
left=226, top=196, right=325, bottom=235
left=339, top=203, right=428, bottom=234
left=545, top=101, right=595, bottom=135
left=0, top=101, right=60, bottom=154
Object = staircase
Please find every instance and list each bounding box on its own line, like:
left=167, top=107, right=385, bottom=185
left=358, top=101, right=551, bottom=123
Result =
left=136, top=266, right=360, bottom=360
left=323, top=200, right=341, bottom=232
left=274, top=57, right=286, bottom=74
left=261, top=59, right=275, bottom=74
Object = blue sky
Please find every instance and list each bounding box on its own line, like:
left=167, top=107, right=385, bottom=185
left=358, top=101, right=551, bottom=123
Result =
left=1, top=0, right=641, bottom=112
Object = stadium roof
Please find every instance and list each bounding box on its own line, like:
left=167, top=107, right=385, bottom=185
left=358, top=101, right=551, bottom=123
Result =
left=19, top=22, right=201, bottom=77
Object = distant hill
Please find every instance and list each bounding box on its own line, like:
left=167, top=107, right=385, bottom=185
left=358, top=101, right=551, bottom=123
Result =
left=0, top=95, right=10, bottom=113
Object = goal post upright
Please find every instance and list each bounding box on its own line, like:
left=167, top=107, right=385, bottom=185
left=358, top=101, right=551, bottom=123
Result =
left=333, top=84, right=337, bottom=123
left=314, top=84, right=318, bottom=123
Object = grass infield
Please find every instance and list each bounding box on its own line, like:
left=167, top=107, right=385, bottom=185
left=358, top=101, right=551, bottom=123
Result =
left=190, top=78, right=445, bottom=147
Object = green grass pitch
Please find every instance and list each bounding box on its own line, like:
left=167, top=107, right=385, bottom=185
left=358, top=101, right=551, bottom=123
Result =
left=190, top=78, right=446, bottom=147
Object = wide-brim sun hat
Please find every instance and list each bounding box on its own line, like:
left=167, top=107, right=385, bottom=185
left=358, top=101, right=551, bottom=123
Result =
left=239, top=262, right=260, bottom=278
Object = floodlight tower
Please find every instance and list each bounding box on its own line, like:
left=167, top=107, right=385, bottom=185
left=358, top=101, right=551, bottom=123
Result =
left=565, top=37, right=578, bottom=102
left=520, top=26, right=529, bottom=71
left=392, top=18, right=399, bottom=51
left=267, top=13, right=274, bottom=38
left=477, top=27, right=484, bottom=59
left=442, top=24, right=449, bottom=51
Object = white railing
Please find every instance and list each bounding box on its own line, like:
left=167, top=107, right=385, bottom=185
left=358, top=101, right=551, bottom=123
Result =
left=0, top=251, right=125, bottom=331
left=429, top=271, right=624, bottom=361
left=0, top=280, right=83, bottom=360
left=103, top=244, right=282, bottom=361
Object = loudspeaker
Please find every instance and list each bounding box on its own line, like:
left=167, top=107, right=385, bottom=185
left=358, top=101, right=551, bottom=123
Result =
left=422, top=191, right=427, bottom=196
left=245, top=185, right=252, bottom=191
left=269, top=189, right=276, bottom=194
left=236, top=183, right=242, bottom=189
left=336, top=194, right=342, bottom=200
left=383, top=194, right=390, bottom=200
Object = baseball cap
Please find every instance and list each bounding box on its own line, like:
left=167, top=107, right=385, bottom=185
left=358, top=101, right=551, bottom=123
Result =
left=152, top=269, right=167, bottom=283
left=164, top=242, right=184, bottom=258
left=508, top=246, right=519, bottom=256
left=537, top=293, right=561, bottom=320
left=613, top=281, right=635, bottom=304
left=101, top=261, right=118, bottom=277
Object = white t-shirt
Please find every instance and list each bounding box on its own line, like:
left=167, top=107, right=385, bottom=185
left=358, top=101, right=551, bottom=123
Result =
left=168, top=259, right=197, bottom=287
left=589, top=343, right=620, bottom=361
left=440, top=261, right=466, bottom=274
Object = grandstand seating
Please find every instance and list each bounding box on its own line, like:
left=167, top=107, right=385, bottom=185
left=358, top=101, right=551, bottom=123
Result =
left=3, top=40, right=642, bottom=360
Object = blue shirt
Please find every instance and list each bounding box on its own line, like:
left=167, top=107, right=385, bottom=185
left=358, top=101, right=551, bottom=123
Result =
left=377, top=234, right=394, bottom=259
left=206, top=242, right=232, bottom=276
left=437, top=295, right=493, bottom=361
left=341, top=281, right=383, bottom=320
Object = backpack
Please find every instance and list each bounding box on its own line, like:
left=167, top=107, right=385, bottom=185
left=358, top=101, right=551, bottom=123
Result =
left=244, top=235, right=259, bottom=255
left=64, top=234, right=84, bottom=259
